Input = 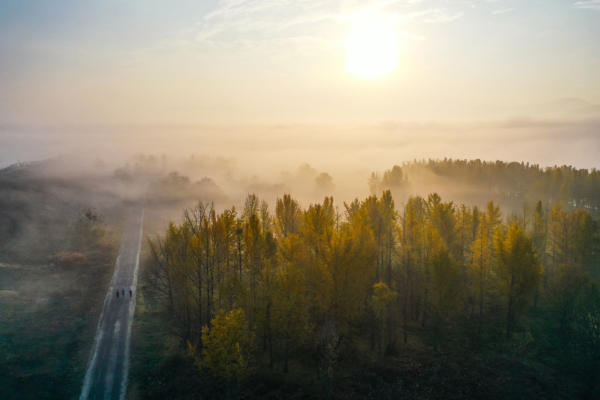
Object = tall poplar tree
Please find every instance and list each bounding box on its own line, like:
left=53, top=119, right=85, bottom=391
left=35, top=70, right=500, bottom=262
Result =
left=493, top=223, right=543, bottom=338
left=470, top=214, right=491, bottom=334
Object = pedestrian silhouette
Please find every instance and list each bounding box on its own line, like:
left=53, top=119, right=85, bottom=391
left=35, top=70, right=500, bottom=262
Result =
left=116, top=290, right=119, bottom=299
left=129, top=289, right=132, bottom=298
left=122, top=289, right=125, bottom=297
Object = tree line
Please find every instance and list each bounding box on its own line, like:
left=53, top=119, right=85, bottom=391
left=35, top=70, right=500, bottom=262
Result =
left=142, top=189, right=600, bottom=395
left=374, top=159, right=600, bottom=216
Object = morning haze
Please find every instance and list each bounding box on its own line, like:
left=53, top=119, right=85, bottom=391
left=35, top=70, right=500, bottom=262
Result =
left=1, top=1, right=600, bottom=400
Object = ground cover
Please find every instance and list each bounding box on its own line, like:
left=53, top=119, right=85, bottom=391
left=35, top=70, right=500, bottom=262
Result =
left=0, top=245, right=120, bottom=399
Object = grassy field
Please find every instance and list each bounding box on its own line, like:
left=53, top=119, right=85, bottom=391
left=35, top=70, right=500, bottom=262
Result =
left=0, top=245, right=121, bottom=400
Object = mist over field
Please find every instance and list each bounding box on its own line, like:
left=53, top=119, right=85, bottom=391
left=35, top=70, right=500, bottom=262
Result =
left=2, top=110, right=599, bottom=214
left=1, top=116, right=599, bottom=179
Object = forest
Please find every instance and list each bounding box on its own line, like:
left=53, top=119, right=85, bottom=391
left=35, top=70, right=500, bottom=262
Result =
left=136, top=160, right=600, bottom=399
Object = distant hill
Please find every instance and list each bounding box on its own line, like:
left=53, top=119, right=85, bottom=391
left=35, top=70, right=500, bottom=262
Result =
left=568, top=104, right=600, bottom=117
left=523, top=98, right=591, bottom=115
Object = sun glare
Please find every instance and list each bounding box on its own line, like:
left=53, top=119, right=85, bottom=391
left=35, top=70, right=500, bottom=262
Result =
left=345, top=19, right=400, bottom=80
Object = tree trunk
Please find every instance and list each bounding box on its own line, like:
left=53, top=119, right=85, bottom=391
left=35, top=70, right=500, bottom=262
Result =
left=506, top=295, right=513, bottom=339
left=434, top=324, right=439, bottom=353
left=283, top=338, right=290, bottom=373
left=370, top=317, right=376, bottom=350
left=198, top=268, right=203, bottom=343
left=237, top=234, right=243, bottom=282
left=479, top=274, right=483, bottom=335
left=378, top=316, right=384, bottom=366
left=206, top=236, right=212, bottom=328
left=267, top=304, right=273, bottom=369
left=422, top=294, right=428, bottom=327
left=470, top=296, right=474, bottom=320
left=403, top=290, right=408, bottom=344
left=422, top=262, right=430, bottom=327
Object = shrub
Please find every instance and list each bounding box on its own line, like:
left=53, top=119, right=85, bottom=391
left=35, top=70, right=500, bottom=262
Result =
left=51, top=252, right=87, bottom=270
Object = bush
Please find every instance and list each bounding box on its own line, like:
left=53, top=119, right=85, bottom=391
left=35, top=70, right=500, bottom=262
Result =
left=73, top=207, right=106, bottom=247
left=51, top=252, right=87, bottom=270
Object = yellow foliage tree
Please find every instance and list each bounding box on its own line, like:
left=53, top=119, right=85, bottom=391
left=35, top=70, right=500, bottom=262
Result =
left=469, top=214, right=491, bottom=334
left=398, top=196, right=423, bottom=344
left=430, top=248, right=462, bottom=352
left=275, top=234, right=310, bottom=373
left=275, top=194, right=303, bottom=238
left=493, top=223, right=543, bottom=338
left=422, top=219, right=444, bottom=328
left=303, top=199, right=377, bottom=332
left=189, top=308, right=254, bottom=395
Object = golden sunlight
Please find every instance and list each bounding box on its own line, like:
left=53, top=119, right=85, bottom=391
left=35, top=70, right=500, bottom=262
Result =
left=345, top=19, right=400, bottom=80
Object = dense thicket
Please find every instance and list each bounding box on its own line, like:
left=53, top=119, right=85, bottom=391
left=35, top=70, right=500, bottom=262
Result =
left=142, top=187, right=600, bottom=398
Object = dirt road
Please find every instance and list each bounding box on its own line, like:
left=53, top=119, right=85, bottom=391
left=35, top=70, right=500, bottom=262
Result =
left=79, top=204, right=144, bottom=400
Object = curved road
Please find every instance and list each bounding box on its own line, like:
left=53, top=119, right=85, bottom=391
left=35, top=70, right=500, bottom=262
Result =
left=80, top=204, right=144, bottom=400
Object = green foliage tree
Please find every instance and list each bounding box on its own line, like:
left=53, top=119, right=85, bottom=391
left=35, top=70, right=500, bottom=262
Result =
left=548, top=263, right=588, bottom=339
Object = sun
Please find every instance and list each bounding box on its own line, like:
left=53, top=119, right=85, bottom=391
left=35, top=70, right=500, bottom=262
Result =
left=345, top=20, right=400, bottom=80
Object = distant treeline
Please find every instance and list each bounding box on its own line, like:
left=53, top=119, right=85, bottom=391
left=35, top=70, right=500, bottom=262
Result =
left=370, top=159, right=600, bottom=216
left=115, top=155, right=600, bottom=218
left=142, top=189, right=600, bottom=396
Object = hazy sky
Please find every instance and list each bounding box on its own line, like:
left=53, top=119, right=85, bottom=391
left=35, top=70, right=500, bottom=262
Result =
left=1, top=0, right=599, bottom=126
left=1, top=1, right=599, bottom=170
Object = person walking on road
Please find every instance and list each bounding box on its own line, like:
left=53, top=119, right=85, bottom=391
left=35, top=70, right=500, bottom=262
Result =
left=122, top=289, right=125, bottom=297
left=129, top=289, right=132, bottom=298
left=116, top=290, right=119, bottom=299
